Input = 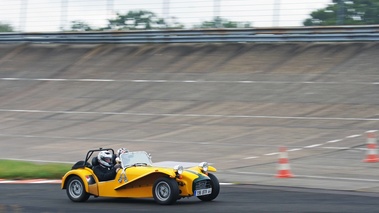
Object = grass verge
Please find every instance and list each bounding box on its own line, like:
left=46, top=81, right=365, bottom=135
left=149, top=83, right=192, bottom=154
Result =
left=0, top=160, right=72, bottom=180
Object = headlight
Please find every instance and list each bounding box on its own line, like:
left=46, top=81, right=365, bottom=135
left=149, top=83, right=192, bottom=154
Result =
left=174, top=165, right=184, bottom=175
left=199, top=162, right=208, bottom=173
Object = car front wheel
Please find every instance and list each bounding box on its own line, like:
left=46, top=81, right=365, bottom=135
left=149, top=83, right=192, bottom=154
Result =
left=153, top=177, right=179, bottom=205
left=66, top=176, right=90, bottom=202
left=197, top=173, right=220, bottom=201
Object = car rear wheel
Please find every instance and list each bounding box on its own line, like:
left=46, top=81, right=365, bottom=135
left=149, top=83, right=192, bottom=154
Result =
left=198, top=173, right=220, bottom=201
left=66, top=176, right=90, bottom=202
left=153, top=177, right=179, bottom=205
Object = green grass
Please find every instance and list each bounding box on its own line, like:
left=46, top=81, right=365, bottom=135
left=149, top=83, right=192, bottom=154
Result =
left=0, top=160, right=72, bottom=179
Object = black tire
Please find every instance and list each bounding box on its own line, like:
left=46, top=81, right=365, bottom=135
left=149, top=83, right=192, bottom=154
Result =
left=66, top=176, right=90, bottom=202
left=152, top=177, right=179, bottom=205
left=198, top=173, right=220, bottom=202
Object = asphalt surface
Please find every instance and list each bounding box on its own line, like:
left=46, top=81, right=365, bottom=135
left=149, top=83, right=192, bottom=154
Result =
left=0, top=42, right=379, bottom=195
left=2, top=184, right=379, bottom=213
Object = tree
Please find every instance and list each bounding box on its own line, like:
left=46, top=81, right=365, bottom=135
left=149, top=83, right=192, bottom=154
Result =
left=195, top=17, right=251, bottom=29
left=304, top=0, right=379, bottom=26
left=0, top=22, right=13, bottom=32
left=69, top=20, right=93, bottom=31
left=105, top=10, right=183, bottom=30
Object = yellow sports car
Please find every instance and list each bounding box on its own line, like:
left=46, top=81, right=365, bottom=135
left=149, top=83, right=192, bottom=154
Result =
left=61, top=148, right=220, bottom=205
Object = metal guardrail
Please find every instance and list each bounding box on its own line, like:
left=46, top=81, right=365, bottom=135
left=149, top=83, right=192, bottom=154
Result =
left=1, top=25, right=379, bottom=43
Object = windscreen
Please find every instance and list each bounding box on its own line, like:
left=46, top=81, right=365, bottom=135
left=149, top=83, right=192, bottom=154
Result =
left=120, top=151, right=152, bottom=168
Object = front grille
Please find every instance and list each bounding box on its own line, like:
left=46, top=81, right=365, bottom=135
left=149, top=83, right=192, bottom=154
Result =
left=194, top=180, right=211, bottom=190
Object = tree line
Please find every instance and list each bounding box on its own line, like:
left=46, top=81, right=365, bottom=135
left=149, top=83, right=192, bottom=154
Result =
left=304, top=0, right=379, bottom=26
left=1, top=0, right=379, bottom=32
left=69, top=10, right=251, bottom=32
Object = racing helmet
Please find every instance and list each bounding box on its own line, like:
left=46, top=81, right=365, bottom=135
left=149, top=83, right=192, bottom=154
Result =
left=98, top=151, right=113, bottom=167
left=117, top=147, right=129, bottom=156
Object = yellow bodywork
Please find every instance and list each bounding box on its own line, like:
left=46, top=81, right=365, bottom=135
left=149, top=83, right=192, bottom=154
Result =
left=62, top=164, right=216, bottom=198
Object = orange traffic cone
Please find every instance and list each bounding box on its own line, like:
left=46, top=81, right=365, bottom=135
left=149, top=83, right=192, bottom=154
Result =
left=363, top=132, right=379, bottom=163
left=276, top=146, right=293, bottom=178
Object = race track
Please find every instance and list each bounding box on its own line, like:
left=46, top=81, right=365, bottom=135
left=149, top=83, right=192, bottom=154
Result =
left=1, top=184, right=379, bottom=213
left=0, top=42, right=379, bottom=191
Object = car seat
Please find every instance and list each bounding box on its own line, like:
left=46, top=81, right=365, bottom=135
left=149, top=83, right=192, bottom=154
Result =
left=92, top=156, right=99, bottom=167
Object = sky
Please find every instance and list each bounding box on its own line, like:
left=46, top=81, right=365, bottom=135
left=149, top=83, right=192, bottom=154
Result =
left=0, top=0, right=332, bottom=32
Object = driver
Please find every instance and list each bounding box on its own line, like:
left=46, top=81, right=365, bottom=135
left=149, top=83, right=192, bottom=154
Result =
left=93, top=151, right=121, bottom=181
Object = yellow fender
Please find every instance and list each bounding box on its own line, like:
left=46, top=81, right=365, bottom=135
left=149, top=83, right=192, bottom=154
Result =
left=61, top=168, right=94, bottom=192
left=208, top=165, right=217, bottom=172
left=187, top=165, right=217, bottom=174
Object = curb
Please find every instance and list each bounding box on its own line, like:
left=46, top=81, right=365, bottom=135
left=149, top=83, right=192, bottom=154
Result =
left=0, top=179, right=61, bottom=184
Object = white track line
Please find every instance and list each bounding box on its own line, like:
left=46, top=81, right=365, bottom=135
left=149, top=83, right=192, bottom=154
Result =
left=232, top=171, right=379, bottom=182
left=242, top=130, right=378, bottom=160
left=264, top=152, right=279, bottom=156
left=326, top=139, right=343, bottom=143
left=0, top=109, right=378, bottom=121
left=243, top=156, right=259, bottom=160
left=346, top=134, right=361, bottom=138
left=305, top=144, right=322, bottom=148
left=1, top=77, right=378, bottom=85
left=288, top=148, right=303, bottom=152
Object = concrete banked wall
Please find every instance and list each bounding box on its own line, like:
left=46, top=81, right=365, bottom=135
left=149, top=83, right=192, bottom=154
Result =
left=0, top=42, right=378, bottom=165
left=1, top=42, right=378, bottom=105
left=1, top=43, right=379, bottom=77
